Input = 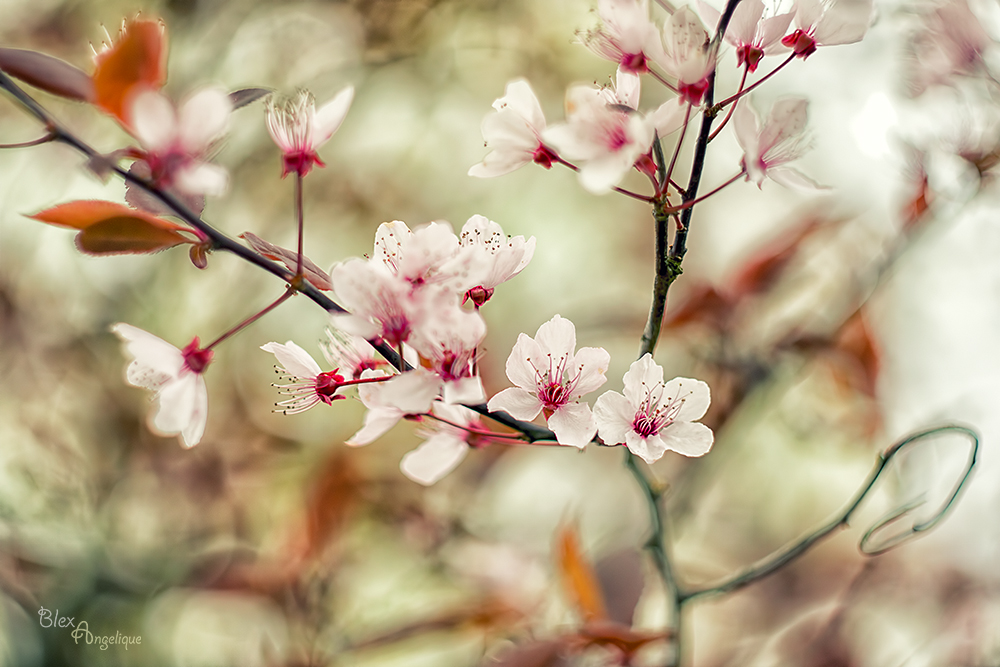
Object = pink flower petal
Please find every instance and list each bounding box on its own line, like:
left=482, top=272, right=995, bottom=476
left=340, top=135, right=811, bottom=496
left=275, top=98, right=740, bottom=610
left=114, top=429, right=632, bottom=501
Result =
left=660, top=421, right=714, bottom=457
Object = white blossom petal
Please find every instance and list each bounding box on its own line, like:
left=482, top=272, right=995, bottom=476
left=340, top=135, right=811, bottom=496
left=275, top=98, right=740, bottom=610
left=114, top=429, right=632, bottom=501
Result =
left=487, top=387, right=543, bottom=421
left=261, top=341, right=322, bottom=379
left=400, top=433, right=469, bottom=485
left=547, top=401, right=597, bottom=448
left=663, top=376, right=711, bottom=422
left=659, top=421, right=714, bottom=456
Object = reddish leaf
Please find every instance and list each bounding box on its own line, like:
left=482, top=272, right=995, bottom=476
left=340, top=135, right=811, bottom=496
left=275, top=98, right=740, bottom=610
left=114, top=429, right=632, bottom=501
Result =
left=75, top=217, right=187, bottom=255
left=728, top=217, right=824, bottom=299
left=303, top=452, right=361, bottom=559
left=664, top=283, right=735, bottom=332
left=241, top=232, right=333, bottom=290
left=92, top=18, right=167, bottom=125
left=30, top=200, right=190, bottom=256
left=832, top=309, right=881, bottom=398
left=556, top=524, right=607, bottom=623
left=0, top=48, right=94, bottom=102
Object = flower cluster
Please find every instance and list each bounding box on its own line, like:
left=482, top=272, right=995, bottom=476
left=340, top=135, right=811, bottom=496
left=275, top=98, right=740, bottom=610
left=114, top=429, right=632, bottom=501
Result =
left=471, top=0, right=872, bottom=194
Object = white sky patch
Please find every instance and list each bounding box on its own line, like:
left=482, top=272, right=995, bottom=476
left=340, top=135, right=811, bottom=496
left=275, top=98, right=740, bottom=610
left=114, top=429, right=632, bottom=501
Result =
left=852, top=92, right=898, bottom=159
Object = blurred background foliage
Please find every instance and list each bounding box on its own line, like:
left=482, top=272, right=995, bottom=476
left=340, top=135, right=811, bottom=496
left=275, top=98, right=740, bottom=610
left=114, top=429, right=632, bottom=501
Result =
left=2, top=0, right=1000, bottom=665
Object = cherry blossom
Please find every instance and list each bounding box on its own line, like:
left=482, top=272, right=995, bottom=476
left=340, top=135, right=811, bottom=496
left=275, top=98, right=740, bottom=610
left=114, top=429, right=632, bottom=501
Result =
left=543, top=70, right=655, bottom=193
left=458, top=215, right=536, bottom=307
left=906, top=0, right=992, bottom=95
left=401, top=403, right=491, bottom=485
left=112, top=323, right=212, bottom=448
left=487, top=315, right=610, bottom=448
left=594, top=354, right=713, bottom=463
left=261, top=341, right=348, bottom=414
left=409, top=295, right=487, bottom=404
left=346, top=369, right=440, bottom=446
left=469, top=80, right=558, bottom=177
left=128, top=86, right=232, bottom=197
left=579, top=0, right=667, bottom=74
left=266, top=87, right=354, bottom=178
left=329, top=259, right=421, bottom=346
left=657, top=7, right=717, bottom=105
left=699, top=0, right=794, bottom=72
left=781, top=0, right=875, bottom=58
left=734, top=97, right=825, bottom=190
left=372, top=220, right=481, bottom=291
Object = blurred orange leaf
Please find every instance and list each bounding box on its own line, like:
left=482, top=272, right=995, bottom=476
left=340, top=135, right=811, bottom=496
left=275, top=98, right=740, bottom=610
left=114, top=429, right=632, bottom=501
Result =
left=832, top=309, right=881, bottom=399
left=556, top=524, right=607, bottom=623
left=304, top=452, right=361, bottom=560
left=30, top=200, right=190, bottom=255
left=729, top=217, right=823, bottom=299
left=0, top=48, right=94, bottom=102
left=92, top=18, right=167, bottom=125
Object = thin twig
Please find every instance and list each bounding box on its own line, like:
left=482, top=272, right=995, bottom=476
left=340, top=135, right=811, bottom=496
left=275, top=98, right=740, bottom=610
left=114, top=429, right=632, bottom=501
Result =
left=680, top=425, right=979, bottom=602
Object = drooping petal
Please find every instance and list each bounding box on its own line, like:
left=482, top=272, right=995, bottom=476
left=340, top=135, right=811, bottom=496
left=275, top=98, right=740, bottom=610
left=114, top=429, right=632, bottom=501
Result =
left=261, top=341, right=322, bottom=379
left=314, top=86, right=354, bottom=144
left=153, top=372, right=199, bottom=438
left=179, top=376, right=209, bottom=448
left=400, top=433, right=469, bottom=485
left=346, top=407, right=402, bottom=446
left=659, top=421, right=714, bottom=456
left=767, top=166, right=827, bottom=191
left=663, top=376, right=711, bottom=422
left=813, top=0, right=873, bottom=46
left=547, top=401, right=597, bottom=448
left=593, top=390, right=635, bottom=445
left=487, top=387, right=543, bottom=421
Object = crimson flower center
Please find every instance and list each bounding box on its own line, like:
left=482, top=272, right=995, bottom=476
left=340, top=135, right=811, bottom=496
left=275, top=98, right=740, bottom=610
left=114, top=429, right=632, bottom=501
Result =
left=631, top=383, right=685, bottom=438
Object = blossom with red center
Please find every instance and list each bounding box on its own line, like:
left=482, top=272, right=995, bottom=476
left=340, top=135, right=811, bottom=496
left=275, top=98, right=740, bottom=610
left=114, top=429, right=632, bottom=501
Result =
left=128, top=86, right=232, bottom=197
left=488, top=315, right=610, bottom=448
left=656, top=7, right=718, bottom=106
left=458, top=215, right=536, bottom=307
left=265, top=87, right=354, bottom=178
left=261, top=341, right=349, bottom=414
left=594, top=354, right=713, bottom=463
left=543, top=69, right=655, bottom=193
left=409, top=295, right=488, bottom=404
left=372, top=220, right=482, bottom=292
left=579, top=0, right=667, bottom=74
left=112, top=323, right=212, bottom=448
left=734, top=96, right=826, bottom=190
left=699, top=0, right=794, bottom=72
left=781, top=0, right=874, bottom=58
left=469, top=80, right=558, bottom=178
